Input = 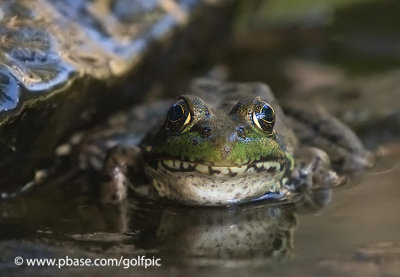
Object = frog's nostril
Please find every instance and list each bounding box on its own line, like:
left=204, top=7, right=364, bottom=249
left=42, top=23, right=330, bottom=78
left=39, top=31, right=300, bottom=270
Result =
left=192, top=124, right=212, bottom=138
left=199, top=127, right=212, bottom=139
left=202, top=127, right=211, bottom=136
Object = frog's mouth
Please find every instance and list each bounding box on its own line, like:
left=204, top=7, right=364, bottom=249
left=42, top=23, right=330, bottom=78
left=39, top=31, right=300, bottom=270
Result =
left=149, top=159, right=286, bottom=177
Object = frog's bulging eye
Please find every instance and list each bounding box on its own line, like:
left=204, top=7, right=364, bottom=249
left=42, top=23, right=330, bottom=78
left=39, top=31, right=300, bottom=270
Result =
left=166, top=99, right=191, bottom=131
left=252, top=99, right=275, bottom=133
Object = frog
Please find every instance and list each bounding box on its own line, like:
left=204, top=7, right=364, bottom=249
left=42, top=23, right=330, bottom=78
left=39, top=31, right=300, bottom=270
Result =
left=73, top=78, right=374, bottom=206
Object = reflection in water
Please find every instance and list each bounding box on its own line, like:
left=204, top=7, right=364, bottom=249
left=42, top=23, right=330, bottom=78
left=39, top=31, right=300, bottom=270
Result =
left=151, top=202, right=298, bottom=266
left=0, top=173, right=331, bottom=271
left=140, top=188, right=330, bottom=267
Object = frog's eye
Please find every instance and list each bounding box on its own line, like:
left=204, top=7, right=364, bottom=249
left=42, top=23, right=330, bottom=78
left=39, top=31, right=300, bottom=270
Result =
left=252, top=98, right=275, bottom=133
left=166, top=99, right=191, bottom=131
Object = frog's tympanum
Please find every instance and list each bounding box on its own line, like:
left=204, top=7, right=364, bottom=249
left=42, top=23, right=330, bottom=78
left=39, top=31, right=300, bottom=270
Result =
left=88, top=79, right=374, bottom=206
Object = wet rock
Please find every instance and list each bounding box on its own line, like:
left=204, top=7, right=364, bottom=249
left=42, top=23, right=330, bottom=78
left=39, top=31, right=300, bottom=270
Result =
left=0, top=0, right=236, bottom=192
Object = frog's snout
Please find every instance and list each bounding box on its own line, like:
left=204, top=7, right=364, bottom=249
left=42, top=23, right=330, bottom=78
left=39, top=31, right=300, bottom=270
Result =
left=192, top=123, right=212, bottom=139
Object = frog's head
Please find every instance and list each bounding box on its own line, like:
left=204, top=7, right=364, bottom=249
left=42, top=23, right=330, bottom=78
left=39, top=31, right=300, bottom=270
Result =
left=141, top=95, right=293, bottom=205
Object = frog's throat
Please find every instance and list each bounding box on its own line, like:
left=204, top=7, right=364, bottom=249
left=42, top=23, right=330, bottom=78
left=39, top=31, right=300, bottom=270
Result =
left=147, top=159, right=287, bottom=176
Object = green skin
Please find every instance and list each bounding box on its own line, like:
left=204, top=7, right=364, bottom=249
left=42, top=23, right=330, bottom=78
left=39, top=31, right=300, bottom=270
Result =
left=139, top=87, right=296, bottom=205
left=142, top=96, right=290, bottom=167
left=98, top=79, right=372, bottom=206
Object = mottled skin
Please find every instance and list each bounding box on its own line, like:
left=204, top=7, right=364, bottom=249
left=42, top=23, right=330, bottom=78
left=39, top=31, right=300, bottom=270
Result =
left=93, top=78, right=374, bottom=206
left=142, top=85, right=296, bottom=166
left=139, top=80, right=297, bottom=205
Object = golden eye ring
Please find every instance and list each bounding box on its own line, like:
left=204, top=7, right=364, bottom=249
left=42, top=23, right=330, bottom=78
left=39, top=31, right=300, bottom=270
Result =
left=252, top=99, right=275, bottom=133
left=166, top=99, right=191, bottom=131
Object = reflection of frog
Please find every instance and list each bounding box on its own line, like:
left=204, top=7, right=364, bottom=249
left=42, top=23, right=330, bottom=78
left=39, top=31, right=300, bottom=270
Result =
left=78, top=78, right=373, bottom=206
left=150, top=202, right=298, bottom=264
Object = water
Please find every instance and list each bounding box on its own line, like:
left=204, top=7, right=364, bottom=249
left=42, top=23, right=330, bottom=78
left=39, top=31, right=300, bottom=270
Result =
left=1, top=143, right=399, bottom=276
left=281, top=144, right=400, bottom=277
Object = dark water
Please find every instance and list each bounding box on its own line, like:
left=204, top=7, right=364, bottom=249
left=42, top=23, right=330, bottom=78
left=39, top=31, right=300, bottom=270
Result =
left=1, top=0, right=400, bottom=276
left=1, top=145, right=399, bottom=277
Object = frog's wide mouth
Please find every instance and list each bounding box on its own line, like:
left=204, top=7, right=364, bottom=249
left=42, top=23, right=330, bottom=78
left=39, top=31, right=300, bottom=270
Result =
left=148, top=159, right=286, bottom=177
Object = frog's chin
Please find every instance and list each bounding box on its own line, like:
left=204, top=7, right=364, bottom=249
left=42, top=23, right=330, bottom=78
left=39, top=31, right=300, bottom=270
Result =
left=143, top=158, right=287, bottom=206
left=149, top=159, right=285, bottom=177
